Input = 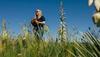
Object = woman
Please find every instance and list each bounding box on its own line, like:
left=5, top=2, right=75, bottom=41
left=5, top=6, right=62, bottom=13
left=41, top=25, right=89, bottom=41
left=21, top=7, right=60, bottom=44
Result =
left=31, top=9, right=46, bottom=39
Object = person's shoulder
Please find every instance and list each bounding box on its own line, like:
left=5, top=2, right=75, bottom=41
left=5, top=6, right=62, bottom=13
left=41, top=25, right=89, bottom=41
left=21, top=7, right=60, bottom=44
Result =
left=41, top=16, right=45, bottom=21
left=41, top=16, right=45, bottom=19
left=41, top=16, right=45, bottom=18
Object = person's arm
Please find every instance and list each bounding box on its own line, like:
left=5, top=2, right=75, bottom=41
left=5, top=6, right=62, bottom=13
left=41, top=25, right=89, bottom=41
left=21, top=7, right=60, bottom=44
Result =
left=36, top=16, right=46, bottom=25
left=31, top=18, right=37, bottom=26
left=35, top=20, right=45, bottom=24
left=38, top=21, right=45, bottom=24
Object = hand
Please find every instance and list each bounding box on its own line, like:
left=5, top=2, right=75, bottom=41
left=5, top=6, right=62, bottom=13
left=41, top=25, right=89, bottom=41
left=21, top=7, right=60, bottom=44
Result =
left=35, top=20, right=39, bottom=24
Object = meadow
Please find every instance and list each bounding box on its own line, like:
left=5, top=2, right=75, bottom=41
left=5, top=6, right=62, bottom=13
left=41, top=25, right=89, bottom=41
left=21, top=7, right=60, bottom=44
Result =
left=0, top=19, right=100, bottom=57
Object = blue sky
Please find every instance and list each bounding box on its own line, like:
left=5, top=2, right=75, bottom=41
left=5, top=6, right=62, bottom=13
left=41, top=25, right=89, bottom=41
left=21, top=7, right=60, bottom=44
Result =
left=0, top=0, right=95, bottom=36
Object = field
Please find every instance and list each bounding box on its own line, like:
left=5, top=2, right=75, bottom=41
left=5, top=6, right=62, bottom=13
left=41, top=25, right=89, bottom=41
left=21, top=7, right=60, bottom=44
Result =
left=0, top=23, right=100, bottom=57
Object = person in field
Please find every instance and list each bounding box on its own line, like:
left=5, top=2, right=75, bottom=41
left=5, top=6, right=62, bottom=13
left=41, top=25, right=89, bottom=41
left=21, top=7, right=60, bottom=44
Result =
left=31, top=9, right=46, bottom=40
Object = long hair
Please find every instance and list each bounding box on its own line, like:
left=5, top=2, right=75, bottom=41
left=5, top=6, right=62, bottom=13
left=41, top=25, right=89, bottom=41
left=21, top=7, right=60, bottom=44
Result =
left=35, top=9, right=42, bottom=19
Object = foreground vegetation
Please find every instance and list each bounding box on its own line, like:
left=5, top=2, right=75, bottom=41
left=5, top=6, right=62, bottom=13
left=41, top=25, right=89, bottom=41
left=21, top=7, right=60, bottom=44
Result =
left=0, top=18, right=100, bottom=57
left=0, top=15, right=100, bottom=57
left=0, top=29, right=100, bottom=57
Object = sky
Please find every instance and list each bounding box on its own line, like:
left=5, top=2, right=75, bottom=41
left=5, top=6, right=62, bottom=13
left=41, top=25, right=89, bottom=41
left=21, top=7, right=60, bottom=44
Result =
left=0, top=0, right=95, bottom=37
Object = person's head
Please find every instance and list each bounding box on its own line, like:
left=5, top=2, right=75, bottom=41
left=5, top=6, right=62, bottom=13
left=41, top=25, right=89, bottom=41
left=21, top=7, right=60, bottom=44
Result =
left=35, top=9, right=42, bottom=17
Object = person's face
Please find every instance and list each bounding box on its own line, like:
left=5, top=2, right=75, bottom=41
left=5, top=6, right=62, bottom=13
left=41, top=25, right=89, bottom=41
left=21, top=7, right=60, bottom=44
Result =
left=35, top=11, right=41, bottom=16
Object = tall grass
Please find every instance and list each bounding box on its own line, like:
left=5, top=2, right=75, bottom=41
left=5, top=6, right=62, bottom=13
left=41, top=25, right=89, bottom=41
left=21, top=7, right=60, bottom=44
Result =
left=0, top=17, right=100, bottom=57
left=0, top=21, right=100, bottom=57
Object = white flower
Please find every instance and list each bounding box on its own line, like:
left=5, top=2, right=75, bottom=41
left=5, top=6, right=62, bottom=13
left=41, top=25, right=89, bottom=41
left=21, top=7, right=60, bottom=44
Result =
left=88, top=0, right=100, bottom=11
